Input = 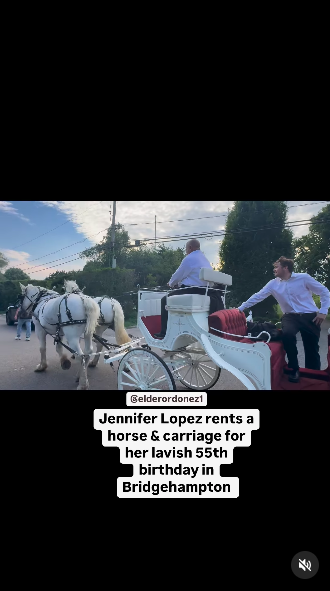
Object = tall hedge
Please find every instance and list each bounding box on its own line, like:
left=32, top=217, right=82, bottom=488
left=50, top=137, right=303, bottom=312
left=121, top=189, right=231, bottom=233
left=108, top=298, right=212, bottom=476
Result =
left=66, top=268, right=138, bottom=324
left=71, top=268, right=136, bottom=298
left=0, top=279, right=48, bottom=311
left=0, top=269, right=138, bottom=324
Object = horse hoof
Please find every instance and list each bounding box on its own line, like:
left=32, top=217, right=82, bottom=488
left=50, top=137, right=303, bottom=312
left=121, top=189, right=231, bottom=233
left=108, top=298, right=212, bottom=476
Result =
left=75, top=376, right=80, bottom=383
left=35, top=365, right=47, bottom=372
left=71, top=355, right=75, bottom=359
left=77, top=384, right=89, bottom=390
left=61, top=359, right=71, bottom=370
left=88, top=363, right=96, bottom=368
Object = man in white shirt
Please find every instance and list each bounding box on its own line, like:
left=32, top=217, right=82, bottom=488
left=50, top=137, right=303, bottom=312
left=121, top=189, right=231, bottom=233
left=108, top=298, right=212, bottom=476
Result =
left=154, top=239, right=224, bottom=339
left=237, top=256, right=330, bottom=382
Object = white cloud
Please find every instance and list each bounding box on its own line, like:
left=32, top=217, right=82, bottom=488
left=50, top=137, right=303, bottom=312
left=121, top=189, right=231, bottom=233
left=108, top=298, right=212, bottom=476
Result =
left=0, top=249, right=35, bottom=275
left=38, top=200, right=232, bottom=246
left=1, top=249, right=31, bottom=266
left=0, top=201, right=32, bottom=224
left=0, top=248, right=86, bottom=281
left=286, top=201, right=329, bottom=238
left=28, top=258, right=86, bottom=281
left=35, top=200, right=329, bottom=278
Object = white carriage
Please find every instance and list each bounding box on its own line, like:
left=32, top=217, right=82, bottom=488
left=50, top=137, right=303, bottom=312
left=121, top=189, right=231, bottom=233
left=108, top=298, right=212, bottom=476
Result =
left=109, top=267, right=330, bottom=391
left=109, top=269, right=268, bottom=391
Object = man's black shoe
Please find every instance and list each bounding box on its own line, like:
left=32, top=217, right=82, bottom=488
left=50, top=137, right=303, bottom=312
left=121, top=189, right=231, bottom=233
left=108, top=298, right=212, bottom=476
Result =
left=288, top=370, right=300, bottom=383
left=153, top=332, right=166, bottom=339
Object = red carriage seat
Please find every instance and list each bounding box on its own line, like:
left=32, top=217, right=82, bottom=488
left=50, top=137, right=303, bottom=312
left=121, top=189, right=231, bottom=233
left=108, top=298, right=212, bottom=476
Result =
left=208, top=309, right=286, bottom=389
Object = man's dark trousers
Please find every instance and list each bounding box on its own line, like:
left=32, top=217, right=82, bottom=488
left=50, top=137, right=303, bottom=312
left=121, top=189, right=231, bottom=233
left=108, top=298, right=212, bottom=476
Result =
left=281, top=312, right=321, bottom=371
left=160, top=285, right=224, bottom=335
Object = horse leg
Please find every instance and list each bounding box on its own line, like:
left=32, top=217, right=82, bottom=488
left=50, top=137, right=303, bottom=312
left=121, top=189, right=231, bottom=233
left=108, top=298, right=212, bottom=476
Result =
left=74, top=355, right=90, bottom=390
left=89, top=325, right=104, bottom=367
left=56, top=341, right=71, bottom=370
left=34, top=322, right=48, bottom=372
left=65, top=335, right=89, bottom=389
left=76, top=331, right=93, bottom=389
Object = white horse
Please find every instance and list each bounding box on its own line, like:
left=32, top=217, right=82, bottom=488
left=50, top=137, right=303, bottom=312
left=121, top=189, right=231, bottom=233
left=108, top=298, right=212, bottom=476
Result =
left=19, top=282, right=100, bottom=390
left=63, top=280, right=131, bottom=367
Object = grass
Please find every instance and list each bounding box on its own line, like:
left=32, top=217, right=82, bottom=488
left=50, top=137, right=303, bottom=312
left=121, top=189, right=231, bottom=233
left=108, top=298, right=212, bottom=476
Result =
left=124, top=314, right=137, bottom=328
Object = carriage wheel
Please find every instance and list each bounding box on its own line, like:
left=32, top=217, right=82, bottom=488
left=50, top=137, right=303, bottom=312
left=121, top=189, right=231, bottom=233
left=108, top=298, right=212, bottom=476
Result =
left=169, top=350, right=221, bottom=391
left=117, top=348, right=176, bottom=391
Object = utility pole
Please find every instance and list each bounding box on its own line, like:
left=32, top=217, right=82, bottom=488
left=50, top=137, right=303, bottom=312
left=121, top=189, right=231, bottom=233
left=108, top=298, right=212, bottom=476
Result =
left=109, top=203, right=112, bottom=267
left=155, top=215, right=156, bottom=249
left=110, top=200, right=116, bottom=268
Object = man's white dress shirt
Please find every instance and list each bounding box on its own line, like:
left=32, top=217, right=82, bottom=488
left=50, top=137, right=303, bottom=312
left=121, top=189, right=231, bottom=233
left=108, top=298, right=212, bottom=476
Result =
left=169, top=250, right=212, bottom=287
left=238, top=273, right=330, bottom=315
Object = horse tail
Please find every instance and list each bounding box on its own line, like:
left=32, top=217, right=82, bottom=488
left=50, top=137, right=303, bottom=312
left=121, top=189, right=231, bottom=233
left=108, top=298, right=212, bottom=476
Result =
left=112, top=300, right=131, bottom=345
left=82, top=296, right=100, bottom=335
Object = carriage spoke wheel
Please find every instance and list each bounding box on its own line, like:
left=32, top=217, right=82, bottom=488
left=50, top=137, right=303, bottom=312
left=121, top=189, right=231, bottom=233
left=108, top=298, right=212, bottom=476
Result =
left=118, top=348, right=176, bottom=391
left=169, top=350, right=221, bottom=391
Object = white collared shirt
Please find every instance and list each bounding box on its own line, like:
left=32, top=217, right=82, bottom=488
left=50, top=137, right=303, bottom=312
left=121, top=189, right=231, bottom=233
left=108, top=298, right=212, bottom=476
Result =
left=169, top=250, right=213, bottom=287
left=238, top=273, right=330, bottom=315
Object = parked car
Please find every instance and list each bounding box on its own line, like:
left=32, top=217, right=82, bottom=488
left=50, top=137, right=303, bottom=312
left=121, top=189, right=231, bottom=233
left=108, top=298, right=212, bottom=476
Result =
left=5, top=301, right=35, bottom=330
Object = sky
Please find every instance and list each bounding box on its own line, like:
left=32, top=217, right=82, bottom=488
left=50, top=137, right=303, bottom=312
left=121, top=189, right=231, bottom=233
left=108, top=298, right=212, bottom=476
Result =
left=0, top=200, right=328, bottom=281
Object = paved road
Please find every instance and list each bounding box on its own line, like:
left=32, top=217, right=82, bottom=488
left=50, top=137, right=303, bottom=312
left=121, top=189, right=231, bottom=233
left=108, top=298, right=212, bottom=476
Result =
left=0, top=316, right=328, bottom=391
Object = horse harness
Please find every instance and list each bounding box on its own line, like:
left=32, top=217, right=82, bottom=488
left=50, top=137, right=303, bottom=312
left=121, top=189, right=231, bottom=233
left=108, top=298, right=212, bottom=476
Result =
left=23, top=288, right=118, bottom=356
left=23, top=287, right=89, bottom=355
left=96, top=295, right=115, bottom=329
left=70, top=290, right=115, bottom=328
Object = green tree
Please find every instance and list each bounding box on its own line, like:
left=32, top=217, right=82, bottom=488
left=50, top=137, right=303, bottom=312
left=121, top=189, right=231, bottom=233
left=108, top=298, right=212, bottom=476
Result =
left=80, top=223, right=185, bottom=288
left=293, top=203, right=330, bottom=289
left=44, top=270, right=80, bottom=290
left=80, top=223, right=131, bottom=269
left=4, top=267, right=30, bottom=280
left=125, top=244, right=185, bottom=287
left=0, top=251, right=9, bottom=272
left=219, top=201, right=293, bottom=315
left=0, top=278, right=48, bottom=310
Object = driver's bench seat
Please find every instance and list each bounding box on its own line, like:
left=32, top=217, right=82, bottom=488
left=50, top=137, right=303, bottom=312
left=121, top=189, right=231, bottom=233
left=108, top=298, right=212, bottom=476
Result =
left=165, top=268, right=232, bottom=313
left=166, top=293, right=211, bottom=312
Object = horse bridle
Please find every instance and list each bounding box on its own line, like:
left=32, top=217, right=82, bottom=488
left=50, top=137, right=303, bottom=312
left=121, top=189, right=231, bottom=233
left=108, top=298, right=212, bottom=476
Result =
left=22, top=287, right=49, bottom=313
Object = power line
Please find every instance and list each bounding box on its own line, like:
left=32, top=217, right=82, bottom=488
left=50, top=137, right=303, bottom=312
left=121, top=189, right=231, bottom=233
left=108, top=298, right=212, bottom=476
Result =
left=12, top=225, right=112, bottom=268
left=104, top=202, right=329, bottom=227
left=23, top=218, right=329, bottom=276
left=28, top=257, right=83, bottom=274
left=129, top=217, right=329, bottom=242
left=287, top=201, right=329, bottom=208
left=12, top=219, right=73, bottom=248
left=121, top=213, right=230, bottom=226
left=10, top=201, right=329, bottom=257
left=17, top=218, right=330, bottom=273
left=117, top=202, right=329, bottom=226
left=19, top=250, right=86, bottom=272
left=135, top=219, right=330, bottom=246
left=11, top=202, right=98, bottom=248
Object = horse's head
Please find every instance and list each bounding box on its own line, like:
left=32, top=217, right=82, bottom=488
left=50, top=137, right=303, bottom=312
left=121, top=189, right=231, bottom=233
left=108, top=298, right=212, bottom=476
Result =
left=64, top=280, right=83, bottom=293
left=19, top=283, right=48, bottom=313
